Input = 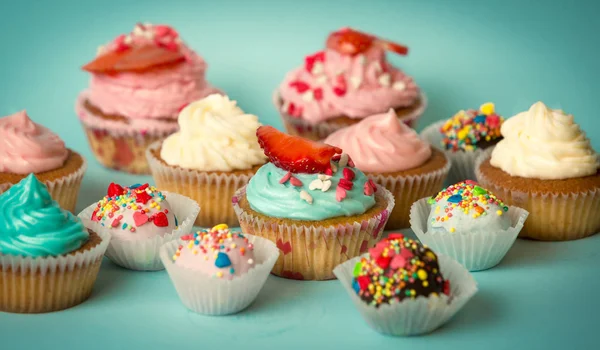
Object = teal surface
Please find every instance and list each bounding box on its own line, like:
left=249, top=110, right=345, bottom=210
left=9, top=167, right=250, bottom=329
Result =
left=1, top=0, right=599, bottom=349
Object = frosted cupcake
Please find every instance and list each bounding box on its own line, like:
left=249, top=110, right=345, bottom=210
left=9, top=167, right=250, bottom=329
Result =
left=0, top=111, right=86, bottom=212
left=0, top=174, right=109, bottom=313
left=147, top=94, right=267, bottom=227
left=76, top=23, right=221, bottom=174
left=325, top=109, right=450, bottom=229
left=233, top=126, right=394, bottom=280
left=421, top=102, right=503, bottom=184
left=476, top=101, right=600, bottom=241
left=274, top=27, right=425, bottom=141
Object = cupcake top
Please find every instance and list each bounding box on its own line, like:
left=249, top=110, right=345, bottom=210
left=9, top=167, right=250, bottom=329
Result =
left=81, top=23, right=220, bottom=120
left=440, top=102, right=503, bottom=152
left=0, top=111, right=68, bottom=174
left=490, top=101, right=599, bottom=180
left=324, top=109, right=431, bottom=173
left=90, top=183, right=177, bottom=240
left=246, top=126, right=377, bottom=221
left=173, top=224, right=255, bottom=279
left=352, top=234, right=449, bottom=307
left=278, top=27, right=420, bottom=124
left=160, top=94, right=267, bottom=172
left=427, top=180, right=510, bottom=234
left=0, top=174, right=89, bottom=257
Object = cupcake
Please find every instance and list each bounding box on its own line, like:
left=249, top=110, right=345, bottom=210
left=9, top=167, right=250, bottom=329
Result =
left=0, top=174, right=110, bottom=313
left=411, top=180, right=528, bottom=271
left=476, top=101, right=600, bottom=241
left=333, top=234, right=477, bottom=336
left=0, top=110, right=86, bottom=212
left=78, top=182, right=199, bottom=270
left=76, top=23, right=221, bottom=174
left=324, top=109, right=450, bottom=229
left=421, top=102, right=503, bottom=184
left=274, top=27, right=425, bottom=141
left=147, top=94, right=267, bottom=227
left=160, top=224, right=279, bottom=315
left=232, top=126, right=395, bottom=280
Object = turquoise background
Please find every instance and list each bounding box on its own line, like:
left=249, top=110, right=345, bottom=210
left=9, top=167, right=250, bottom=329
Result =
left=1, top=0, right=599, bottom=349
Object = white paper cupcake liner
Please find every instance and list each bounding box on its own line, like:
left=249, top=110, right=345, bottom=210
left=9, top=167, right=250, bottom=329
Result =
left=78, top=192, right=200, bottom=271
left=0, top=226, right=110, bottom=313
left=333, top=253, right=477, bottom=336
left=410, top=197, right=529, bottom=271
left=159, top=234, right=280, bottom=315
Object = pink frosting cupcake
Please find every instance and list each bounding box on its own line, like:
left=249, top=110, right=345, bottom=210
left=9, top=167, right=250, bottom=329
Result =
left=325, top=109, right=450, bottom=229
left=274, top=27, right=426, bottom=141
left=75, top=23, right=221, bottom=174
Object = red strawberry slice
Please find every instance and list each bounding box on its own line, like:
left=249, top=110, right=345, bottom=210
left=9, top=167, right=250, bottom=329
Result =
left=153, top=212, right=169, bottom=227
left=256, top=126, right=342, bottom=174
left=107, top=183, right=124, bottom=198
left=326, top=28, right=375, bottom=56
left=376, top=39, right=409, bottom=56
left=82, top=44, right=185, bottom=74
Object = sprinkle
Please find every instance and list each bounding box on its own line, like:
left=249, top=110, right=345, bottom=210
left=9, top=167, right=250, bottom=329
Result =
left=216, top=271, right=224, bottom=278
left=350, top=76, right=362, bottom=89
left=309, top=179, right=324, bottom=190
left=343, top=168, right=355, bottom=181
left=301, top=90, right=314, bottom=102
left=279, top=172, right=292, bottom=184
left=449, top=227, right=456, bottom=233
left=496, top=210, right=503, bottom=216
left=338, top=153, right=349, bottom=167
left=321, top=180, right=332, bottom=192
left=336, top=186, right=347, bottom=202
left=300, top=190, right=313, bottom=204
left=364, top=181, right=374, bottom=196
left=393, top=81, right=407, bottom=91
left=248, top=259, right=254, bottom=265
left=378, top=73, right=391, bottom=87
left=317, top=174, right=332, bottom=181
left=289, top=177, right=303, bottom=187
left=215, top=252, right=232, bottom=268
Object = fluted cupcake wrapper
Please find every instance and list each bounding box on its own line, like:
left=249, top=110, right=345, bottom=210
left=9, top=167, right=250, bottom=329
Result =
left=273, top=90, right=428, bottom=141
left=410, top=197, right=529, bottom=271
left=0, top=157, right=87, bottom=213
left=78, top=192, right=200, bottom=271
left=333, top=253, right=477, bottom=336
left=420, top=120, right=487, bottom=184
left=146, top=140, right=259, bottom=227
left=232, top=185, right=395, bottom=280
left=0, top=227, right=110, bottom=313
left=159, top=235, right=279, bottom=315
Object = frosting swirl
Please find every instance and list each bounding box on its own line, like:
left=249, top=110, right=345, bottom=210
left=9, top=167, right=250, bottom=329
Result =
left=324, top=109, right=431, bottom=173
left=160, top=94, right=267, bottom=171
left=490, top=101, right=599, bottom=180
left=0, top=111, right=69, bottom=174
left=0, top=174, right=89, bottom=257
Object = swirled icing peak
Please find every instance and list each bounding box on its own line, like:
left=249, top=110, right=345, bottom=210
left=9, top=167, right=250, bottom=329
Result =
left=324, top=109, right=431, bottom=173
left=0, top=174, right=89, bottom=257
left=490, top=101, right=599, bottom=180
left=440, top=102, right=504, bottom=152
left=0, top=111, right=69, bottom=174
left=160, top=94, right=267, bottom=171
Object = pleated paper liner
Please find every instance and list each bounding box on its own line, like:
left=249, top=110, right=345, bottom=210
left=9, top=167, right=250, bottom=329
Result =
left=0, top=156, right=87, bottom=213
left=146, top=140, right=261, bottom=227
left=0, top=226, right=110, bottom=313
left=274, top=90, right=428, bottom=141
left=474, top=148, right=600, bottom=241
left=78, top=192, right=200, bottom=271
left=410, top=197, right=528, bottom=271
left=420, top=120, right=488, bottom=184
left=159, top=235, right=279, bottom=315
left=232, top=185, right=395, bottom=280
left=333, top=253, right=477, bottom=336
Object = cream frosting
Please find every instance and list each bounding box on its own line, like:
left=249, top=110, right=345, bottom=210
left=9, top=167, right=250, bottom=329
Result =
left=490, top=101, right=599, bottom=180
left=160, top=94, right=267, bottom=171
left=324, top=109, right=431, bottom=173
left=0, top=111, right=68, bottom=174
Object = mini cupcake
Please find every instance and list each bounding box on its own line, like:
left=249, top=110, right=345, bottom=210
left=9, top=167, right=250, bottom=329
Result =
left=325, top=109, right=450, bottom=229
left=76, top=23, right=221, bottom=174
left=0, top=174, right=110, bottom=313
left=160, top=224, right=279, bottom=315
left=333, top=234, right=477, bottom=336
left=78, top=182, right=199, bottom=270
left=411, top=180, right=528, bottom=271
left=0, top=110, right=86, bottom=212
left=274, top=27, right=425, bottom=141
left=476, top=101, right=600, bottom=241
left=232, top=126, right=395, bottom=280
left=421, top=102, right=503, bottom=184
left=147, top=94, right=267, bottom=227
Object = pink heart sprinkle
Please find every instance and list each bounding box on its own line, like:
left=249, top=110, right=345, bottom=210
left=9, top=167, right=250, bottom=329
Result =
left=325, top=168, right=333, bottom=176
left=336, top=186, right=347, bottom=202
left=363, top=182, right=374, bottom=196
left=133, top=211, right=149, bottom=227
left=390, top=254, right=407, bottom=269
left=400, top=248, right=414, bottom=260
left=343, top=168, right=355, bottom=181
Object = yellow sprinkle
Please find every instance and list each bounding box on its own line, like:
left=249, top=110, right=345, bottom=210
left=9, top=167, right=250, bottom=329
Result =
left=497, top=210, right=503, bottom=216
left=480, top=102, right=495, bottom=115
left=172, top=255, right=177, bottom=260
left=417, top=269, right=428, bottom=280
left=231, top=243, right=237, bottom=249
left=187, top=242, right=194, bottom=249
left=192, top=250, right=198, bottom=255
left=450, top=227, right=456, bottom=233
left=216, top=271, right=223, bottom=278
left=212, top=223, right=229, bottom=232
left=423, top=281, right=429, bottom=287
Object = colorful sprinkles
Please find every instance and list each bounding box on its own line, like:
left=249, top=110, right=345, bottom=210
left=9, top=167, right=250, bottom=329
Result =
left=440, top=102, right=504, bottom=151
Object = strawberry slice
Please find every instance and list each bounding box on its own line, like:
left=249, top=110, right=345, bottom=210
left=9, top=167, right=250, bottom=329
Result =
left=257, top=126, right=342, bottom=174
left=82, top=44, right=185, bottom=74
left=376, top=39, right=409, bottom=56
left=326, top=28, right=409, bottom=56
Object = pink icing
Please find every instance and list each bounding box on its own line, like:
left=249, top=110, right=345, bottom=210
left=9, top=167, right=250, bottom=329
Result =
left=324, top=109, right=431, bottom=173
left=278, top=46, right=420, bottom=124
left=0, top=111, right=69, bottom=174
